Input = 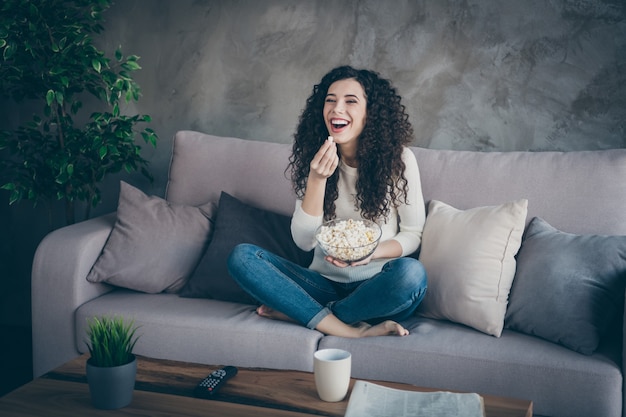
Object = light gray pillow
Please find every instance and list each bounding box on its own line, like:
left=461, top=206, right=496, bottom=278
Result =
left=505, top=217, right=626, bottom=355
left=86, top=181, right=215, bottom=293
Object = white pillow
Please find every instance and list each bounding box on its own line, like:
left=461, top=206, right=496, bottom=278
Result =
left=418, top=199, right=528, bottom=337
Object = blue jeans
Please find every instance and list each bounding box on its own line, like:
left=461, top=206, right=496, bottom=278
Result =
left=227, top=243, right=427, bottom=329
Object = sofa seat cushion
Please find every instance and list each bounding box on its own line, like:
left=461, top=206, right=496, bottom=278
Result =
left=319, top=317, right=622, bottom=417
left=75, top=289, right=323, bottom=372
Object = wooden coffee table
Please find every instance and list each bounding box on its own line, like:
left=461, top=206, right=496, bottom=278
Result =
left=0, top=354, right=532, bottom=417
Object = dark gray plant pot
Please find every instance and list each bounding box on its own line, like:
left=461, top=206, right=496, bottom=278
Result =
left=86, top=355, right=137, bottom=410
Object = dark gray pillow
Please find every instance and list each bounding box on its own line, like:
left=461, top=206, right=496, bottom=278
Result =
left=179, top=192, right=313, bottom=303
left=86, top=181, right=215, bottom=293
left=505, top=217, right=626, bottom=355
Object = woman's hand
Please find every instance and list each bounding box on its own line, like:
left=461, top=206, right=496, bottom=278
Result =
left=323, top=240, right=402, bottom=268
left=309, top=138, right=338, bottom=180
left=324, top=253, right=373, bottom=268
left=301, top=139, right=338, bottom=217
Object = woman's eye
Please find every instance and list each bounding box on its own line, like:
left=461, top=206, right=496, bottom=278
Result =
left=325, top=98, right=335, bottom=103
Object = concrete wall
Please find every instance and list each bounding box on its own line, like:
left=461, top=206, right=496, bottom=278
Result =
left=1, top=0, right=625, bottom=326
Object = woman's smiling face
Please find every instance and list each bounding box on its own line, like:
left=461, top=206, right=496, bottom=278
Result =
left=323, top=78, right=367, bottom=146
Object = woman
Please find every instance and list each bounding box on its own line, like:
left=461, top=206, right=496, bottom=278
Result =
left=227, top=65, right=427, bottom=337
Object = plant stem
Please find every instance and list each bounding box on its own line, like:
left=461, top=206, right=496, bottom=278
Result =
left=66, top=198, right=75, bottom=225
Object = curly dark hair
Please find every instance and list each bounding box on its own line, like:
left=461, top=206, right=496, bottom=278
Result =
left=287, top=66, right=414, bottom=222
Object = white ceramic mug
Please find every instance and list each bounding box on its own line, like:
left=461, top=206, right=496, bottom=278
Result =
left=313, top=348, right=352, bottom=402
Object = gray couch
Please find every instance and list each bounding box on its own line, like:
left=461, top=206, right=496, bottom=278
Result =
left=32, top=131, right=626, bottom=417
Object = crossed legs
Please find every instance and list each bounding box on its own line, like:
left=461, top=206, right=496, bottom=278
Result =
left=227, top=244, right=427, bottom=338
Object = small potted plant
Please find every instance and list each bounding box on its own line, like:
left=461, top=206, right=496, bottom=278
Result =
left=85, top=316, right=140, bottom=409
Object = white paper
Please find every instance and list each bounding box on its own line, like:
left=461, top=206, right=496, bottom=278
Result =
left=344, top=381, right=485, bottom=417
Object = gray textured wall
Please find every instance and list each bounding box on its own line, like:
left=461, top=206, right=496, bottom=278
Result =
left=102, top=0, right=626, bottom=161
left=1, top=0, right=625, bottom=326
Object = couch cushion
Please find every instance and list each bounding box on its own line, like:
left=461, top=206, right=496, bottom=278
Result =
left=412, top=147, right=626, bottom=236
left=505, top=217, right=626, bottom=355
left=320, top=317, right=622, bottom=417
left=179, top=192, right=313, bottom=302
left=166, top=131, right=296, bottom=216
left=166, top=133, right=626, bottom=237
left=86, top=181, right=215, bottom=293
left=418, top=199, right=528, bottom=337
left=75, top=289, right=323, bottom=372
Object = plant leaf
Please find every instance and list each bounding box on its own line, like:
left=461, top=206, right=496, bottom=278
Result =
left=3, top=43, right=13, bottom=59
left=92, top=58, right=101, bottom=73
left=46, top=90, right=55, bottom=107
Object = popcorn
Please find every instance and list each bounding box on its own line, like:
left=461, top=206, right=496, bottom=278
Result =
left=316, top=219, right=381, bottom=262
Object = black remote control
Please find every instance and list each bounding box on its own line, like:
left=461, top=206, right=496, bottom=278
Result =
left=194, top=366, right=238, bottom=398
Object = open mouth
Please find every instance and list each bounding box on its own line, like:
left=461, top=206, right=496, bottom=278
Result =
left=330, top=118, right=349, bottom=131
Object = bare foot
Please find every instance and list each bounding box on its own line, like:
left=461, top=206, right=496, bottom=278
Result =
left=358, top=320, right=409, bottom=337
left=256, top=305, right=298, bottom=324
left=256, top=308, right=409, bottom=338
left=317, top=315, right=409, bottom=338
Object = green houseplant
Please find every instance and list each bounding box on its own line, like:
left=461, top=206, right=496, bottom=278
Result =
left=0, top=0, right=158, bottom=225
left=85, top=315, right=140, bottom=367
left=85, top=316, right=140, bottom=409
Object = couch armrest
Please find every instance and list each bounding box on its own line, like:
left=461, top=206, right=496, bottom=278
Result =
left=31, top=213, right=116, bottom=377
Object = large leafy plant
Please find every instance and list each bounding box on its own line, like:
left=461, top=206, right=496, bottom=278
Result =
left=0, top=0, right=157, bottom=224
left=85, top=316, right=140, bottom=367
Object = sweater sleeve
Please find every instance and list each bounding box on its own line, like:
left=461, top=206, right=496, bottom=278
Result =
left=290, top=199, right=323, bottom=251
left=393, top=148, right=426, bottom=256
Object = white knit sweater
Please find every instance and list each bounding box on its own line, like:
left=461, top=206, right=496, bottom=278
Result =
left=291, top=147, right=425, bottom=283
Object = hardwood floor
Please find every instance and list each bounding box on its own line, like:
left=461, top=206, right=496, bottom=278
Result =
left=0, top=325, right=32, bottom=397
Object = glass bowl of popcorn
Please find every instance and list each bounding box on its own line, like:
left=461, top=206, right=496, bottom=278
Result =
left=315, top=218, right=382, bottom=263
